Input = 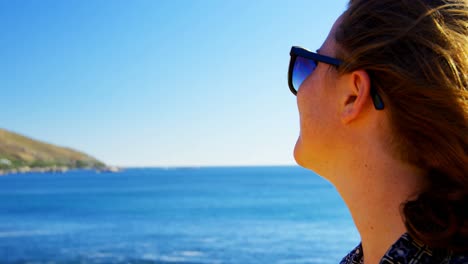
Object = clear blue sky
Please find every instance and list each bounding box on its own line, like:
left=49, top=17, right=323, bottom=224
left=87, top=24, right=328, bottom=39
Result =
left=1, top=0, right=348, bottom=167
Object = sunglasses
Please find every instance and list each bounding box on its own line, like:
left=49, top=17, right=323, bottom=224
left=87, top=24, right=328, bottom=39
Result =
left=288, top=46, right=384, bottom=110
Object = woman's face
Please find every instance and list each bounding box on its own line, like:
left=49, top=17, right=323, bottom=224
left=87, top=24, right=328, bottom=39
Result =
left=294, top=17, right=346, bottom=176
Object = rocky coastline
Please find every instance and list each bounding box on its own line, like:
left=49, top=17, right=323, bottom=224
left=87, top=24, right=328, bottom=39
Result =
left=1, top=128, right=117, bottom=177
left=0, top=165, right=122, bottom=176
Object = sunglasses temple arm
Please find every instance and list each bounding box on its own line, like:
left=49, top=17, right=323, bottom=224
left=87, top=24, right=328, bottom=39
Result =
left=371, top=88, right=385, bottom=110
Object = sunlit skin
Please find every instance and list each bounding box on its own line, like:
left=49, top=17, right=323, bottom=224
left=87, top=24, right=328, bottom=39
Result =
left=294, top=16, right=428, bottom=264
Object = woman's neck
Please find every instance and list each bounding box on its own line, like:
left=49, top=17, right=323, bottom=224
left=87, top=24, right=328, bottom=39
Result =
left=333, top=149, right=426, bottom=264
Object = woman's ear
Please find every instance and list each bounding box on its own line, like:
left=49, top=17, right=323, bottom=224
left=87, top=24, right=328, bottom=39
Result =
left=341, top=70, right=372, bottom=124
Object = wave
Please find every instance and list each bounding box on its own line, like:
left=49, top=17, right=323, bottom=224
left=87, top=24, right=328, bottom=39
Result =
left=0, top=230, right=60, bottom=238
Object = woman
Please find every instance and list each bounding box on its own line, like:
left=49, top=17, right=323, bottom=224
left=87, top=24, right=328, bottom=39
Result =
left=288, top=0, right=467, bottom=263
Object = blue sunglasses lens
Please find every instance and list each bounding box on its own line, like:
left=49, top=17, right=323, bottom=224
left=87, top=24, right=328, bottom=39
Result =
left=292, top=56, right=317, bottom=91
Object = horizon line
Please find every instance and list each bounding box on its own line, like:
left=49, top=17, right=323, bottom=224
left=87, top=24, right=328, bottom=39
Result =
left=115, top=164, right=299, bottom=169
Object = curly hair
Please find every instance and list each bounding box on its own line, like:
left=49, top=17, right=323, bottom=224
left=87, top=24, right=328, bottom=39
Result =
left=335, top=0, right=468, bottom=252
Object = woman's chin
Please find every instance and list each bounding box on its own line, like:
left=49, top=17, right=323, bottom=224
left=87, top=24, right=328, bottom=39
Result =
left=293, top=137, right=325, bottom=177
left=293, top=137, right=307, bottom=168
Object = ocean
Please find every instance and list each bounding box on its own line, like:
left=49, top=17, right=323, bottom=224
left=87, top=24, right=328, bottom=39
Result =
left=0, top=166, right=360, bottom=264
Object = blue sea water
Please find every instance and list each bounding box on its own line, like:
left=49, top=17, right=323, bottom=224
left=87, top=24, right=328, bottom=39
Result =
left=0, top=166, right=360, bottom=264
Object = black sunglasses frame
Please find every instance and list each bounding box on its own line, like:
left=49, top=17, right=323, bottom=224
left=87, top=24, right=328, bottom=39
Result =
left=288, top=46, right=384, bottom=110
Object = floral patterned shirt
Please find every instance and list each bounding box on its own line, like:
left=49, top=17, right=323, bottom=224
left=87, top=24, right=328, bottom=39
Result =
left=340, top=233, right=467, bottom=264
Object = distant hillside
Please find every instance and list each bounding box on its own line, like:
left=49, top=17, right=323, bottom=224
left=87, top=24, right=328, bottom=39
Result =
left=0, top=128, right=106, bottom=174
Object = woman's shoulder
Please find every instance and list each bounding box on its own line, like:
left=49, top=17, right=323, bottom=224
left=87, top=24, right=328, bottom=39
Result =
left=340, top=233, right=468, bottom=264
left=382, top=233, right=468, bottom=264
left=445, top=253, right=468, bottom=264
